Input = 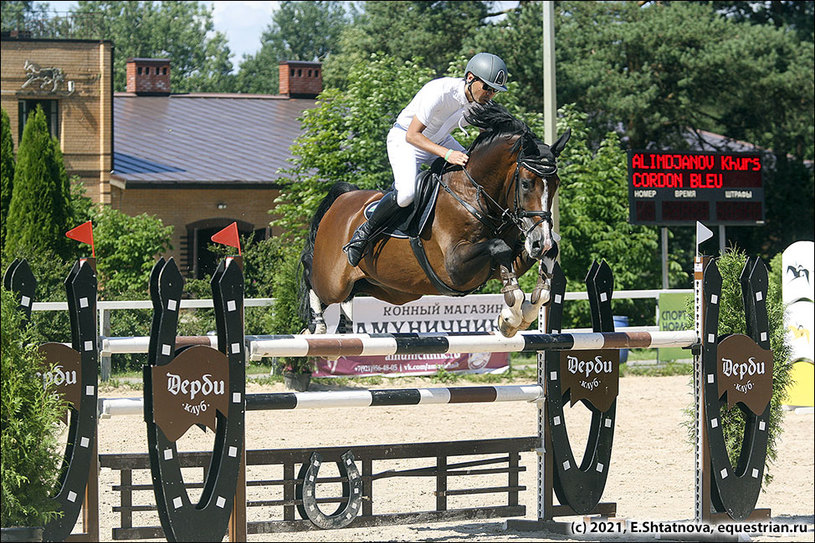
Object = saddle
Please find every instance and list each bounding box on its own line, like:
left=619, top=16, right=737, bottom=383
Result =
left=364, top=158, right=446, bottom=239
left=366, top=158, right=478, bottom=297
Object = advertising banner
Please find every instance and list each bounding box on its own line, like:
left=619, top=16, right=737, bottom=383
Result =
left=658, top=291, right=693, bottom=362
left=315, top=294, right=511, bottom=377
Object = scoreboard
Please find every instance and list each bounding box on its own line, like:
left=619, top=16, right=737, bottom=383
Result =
left=627, top=150, right=764, bottom=225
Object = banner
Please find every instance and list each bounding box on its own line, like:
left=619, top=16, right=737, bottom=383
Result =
left=658, top=291, right=693, bottom=362
left=316, top=294, right=511, bottom=377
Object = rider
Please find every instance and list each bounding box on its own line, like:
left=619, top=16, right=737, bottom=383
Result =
left=344, top=52, right=509, bottom=267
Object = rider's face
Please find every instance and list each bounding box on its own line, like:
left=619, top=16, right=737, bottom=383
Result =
left=468, top=77, right=498, bottom=104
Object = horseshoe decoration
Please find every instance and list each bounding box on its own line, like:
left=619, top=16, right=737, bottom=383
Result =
left=702, top=257, right=772, bottom=520
left=5, top=258, right=99, bottom=542
left=3, top=258, right=37, bottom=322
left=144, top=257, right=245, bottom=542
left=546, top=260, right=618, bottom=514
left=296, top=451, right=364, bottom=529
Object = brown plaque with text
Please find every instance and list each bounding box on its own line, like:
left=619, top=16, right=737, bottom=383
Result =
left=717, top=334, right=773, bottom=415
left=151, top=346, right=230, bottom=442
left=560, top=349, right=620, bottom=412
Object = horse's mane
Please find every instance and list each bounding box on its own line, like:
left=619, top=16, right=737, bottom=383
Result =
left=464, top=102, right=539, bottom=156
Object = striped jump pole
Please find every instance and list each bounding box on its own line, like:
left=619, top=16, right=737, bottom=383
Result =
left=245, top=329, right=697, bottom=360
left=99, top=384, right=544, bottom=417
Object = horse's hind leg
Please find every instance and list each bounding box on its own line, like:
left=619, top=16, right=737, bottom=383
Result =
left=306, top=290, right=328, bottom=334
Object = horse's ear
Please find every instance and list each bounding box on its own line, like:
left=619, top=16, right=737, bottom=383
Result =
left=551, top=128, right=571, bottom=157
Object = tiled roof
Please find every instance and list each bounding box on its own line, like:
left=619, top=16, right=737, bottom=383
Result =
left=112, top=93, right=316, bottom=187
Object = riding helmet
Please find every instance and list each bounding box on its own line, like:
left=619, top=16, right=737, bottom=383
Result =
left=464, top=53, right=508, bottom=92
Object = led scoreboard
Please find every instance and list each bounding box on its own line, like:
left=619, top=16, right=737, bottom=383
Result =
left=627, top=150, right=764, bottom=225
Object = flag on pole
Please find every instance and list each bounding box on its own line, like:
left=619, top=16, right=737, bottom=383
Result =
left=211, top=222, right=241, bottom=255
left=65, top=221, right=95, bottom=257
left=695, top=221, right=713, bottom=254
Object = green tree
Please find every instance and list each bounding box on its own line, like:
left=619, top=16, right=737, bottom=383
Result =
left=88, top=205, right=173, bottom=297
left=235, top=1, right=348, bottom=94
left=67, top=1, right=235, bottom=92
left=0, top=0, right=52, bottom=33
left=461, top=1, right=545, bottom=113
left=552, top=1, right=813, bottom=262
left=1, top=287, right=64, bottom=529
left=325, top=1, right=491, bottom=88
left=4, top=106, right=72, bottom=259
left=712, top=1, right=814, bottom=42
left=1, top=109, right=15, bottom=250
left=554, top=105, right=687, bottom=326
left=272, top=54, right=436, bottom=242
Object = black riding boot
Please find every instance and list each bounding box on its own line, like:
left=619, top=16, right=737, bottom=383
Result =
left=344, top=191, right=401, bottom=266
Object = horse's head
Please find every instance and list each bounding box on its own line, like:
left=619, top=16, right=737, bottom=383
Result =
left=464, top=102, right=571, bottom=261
left=514, top=129, right=570, bottom=259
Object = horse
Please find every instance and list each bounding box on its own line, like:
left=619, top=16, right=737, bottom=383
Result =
left=299, top=102, right=570, bottom=338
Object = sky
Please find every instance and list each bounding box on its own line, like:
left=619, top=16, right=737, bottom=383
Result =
left=40, top=1, right=517, bottom=71
left=41, top=1, right=284, bottom=67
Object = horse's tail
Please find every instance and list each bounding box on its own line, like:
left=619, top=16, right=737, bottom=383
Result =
left=298, top=182, right=360, bottom=322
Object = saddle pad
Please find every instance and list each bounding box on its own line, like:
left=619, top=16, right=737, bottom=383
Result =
left=364, top=165, right=442, bottom=239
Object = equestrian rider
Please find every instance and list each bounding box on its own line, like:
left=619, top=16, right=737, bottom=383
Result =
left=344, top=52, right=508, bottom=267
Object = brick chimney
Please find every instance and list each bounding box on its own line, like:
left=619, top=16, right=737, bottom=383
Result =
left=126, top=58, right=171, bottom=95
left=279, top=61, right=322, bottom=98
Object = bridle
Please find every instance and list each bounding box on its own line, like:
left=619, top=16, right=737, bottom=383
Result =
left=438, top=133, right=558, bottom=241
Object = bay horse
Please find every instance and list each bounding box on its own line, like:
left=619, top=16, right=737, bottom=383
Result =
left=299, top=102, right=570, bottom=337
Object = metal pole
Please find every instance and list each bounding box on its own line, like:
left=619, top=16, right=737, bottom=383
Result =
left=661, top=227, right=669, bottom=289
left=718, top=225, right=726, bottom=256
left=543, top=1, right=558, bottom=235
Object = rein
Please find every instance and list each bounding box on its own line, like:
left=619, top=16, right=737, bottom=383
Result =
left=438, top=135, right=557, bottom=239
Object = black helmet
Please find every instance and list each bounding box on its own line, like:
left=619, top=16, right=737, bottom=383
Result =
left=465, top=52, right=508, bottom=92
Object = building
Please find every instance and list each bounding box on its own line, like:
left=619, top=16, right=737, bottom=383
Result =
left=1, top=34, right=321, bottom=278
left=112, top=58, right=321, bottom=278
left=0, top=36, right=114, bottom=204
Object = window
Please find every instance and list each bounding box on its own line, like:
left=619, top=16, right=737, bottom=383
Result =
left=18, top=99, right=59, bottom=140
left=162, top=67, right=167, bottom=75
left=138, top=66, right=143, bottom=75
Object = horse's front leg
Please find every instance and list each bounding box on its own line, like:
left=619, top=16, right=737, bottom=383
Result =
left=445, top=239, right=524, bottom=338
left=497, top=264, right=525, bottom=338
left=517, top=244, right=558, bottom=331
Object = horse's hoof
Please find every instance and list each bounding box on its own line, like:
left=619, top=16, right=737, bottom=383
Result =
left=497, top=315, right=519, bottom=338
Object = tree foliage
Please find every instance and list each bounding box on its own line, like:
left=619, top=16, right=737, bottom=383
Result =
left=67, top=1, right=235, bottom=92
left=324, top=1, right=491, bottom=88
left=554, top=104, right=687, bottom=326
left=0, top=0, right=52, bottom=33
left=1, top=287, right=65, bottom=528
left=235, top=1, right=348, bottom=94
left=1, top=109, right=15, bottom=251
left=272, top=55, right=436, bottom=243
left=5, top=106, right=72, bottom=259
left=87, top=205, right=173, bottom=297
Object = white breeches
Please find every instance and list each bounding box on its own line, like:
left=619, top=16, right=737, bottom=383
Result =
left=386, top=126, right=466, bottom=207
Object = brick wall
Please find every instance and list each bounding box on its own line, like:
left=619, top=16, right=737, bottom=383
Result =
left=0, top=39, right=113, bottom=204
left=279, top=61, right=322, bottom=98
left=126, top=59, right=170, bottom=95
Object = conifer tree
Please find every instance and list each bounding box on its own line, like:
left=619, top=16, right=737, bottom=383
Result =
left=1, top=108, right=14, bottom=250
left=5, top=106, right=71, bottom=258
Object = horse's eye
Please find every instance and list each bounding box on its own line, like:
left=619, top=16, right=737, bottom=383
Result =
left=521, top=179, right=532, bottom=191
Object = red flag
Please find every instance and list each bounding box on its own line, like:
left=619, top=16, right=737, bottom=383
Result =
left=66, top=221, right=95, bottom=257
left=211, top=222, right=241, bottom=255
